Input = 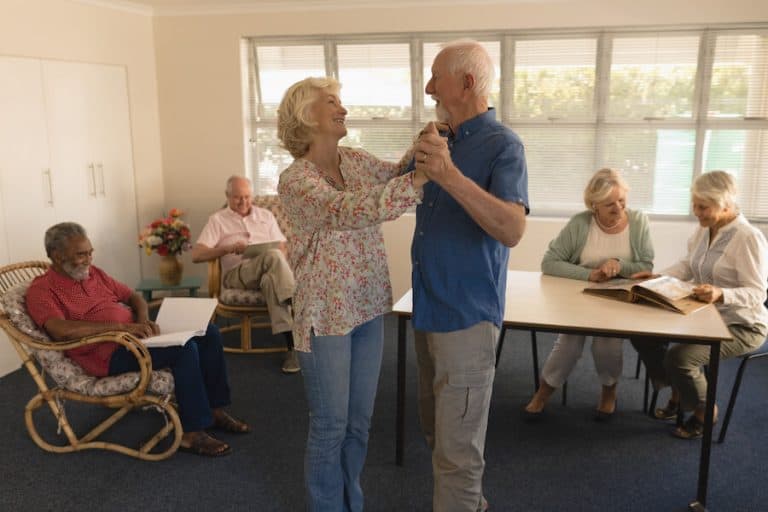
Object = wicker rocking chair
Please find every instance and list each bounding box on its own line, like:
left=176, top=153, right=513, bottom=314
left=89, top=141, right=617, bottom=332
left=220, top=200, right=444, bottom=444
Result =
left=0, top=261, right=182, bottom=460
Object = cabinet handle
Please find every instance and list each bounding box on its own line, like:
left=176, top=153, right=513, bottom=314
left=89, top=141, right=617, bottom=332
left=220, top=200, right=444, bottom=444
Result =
left=88, top=163, right=97, bottom=197
left=43, top=169, right=54, bottom=206
left=97, top=162, right=105, bottom=196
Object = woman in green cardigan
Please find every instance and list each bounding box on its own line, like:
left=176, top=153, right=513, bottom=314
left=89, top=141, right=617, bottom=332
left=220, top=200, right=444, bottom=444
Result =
left=523, top=168, right=654, bottom=421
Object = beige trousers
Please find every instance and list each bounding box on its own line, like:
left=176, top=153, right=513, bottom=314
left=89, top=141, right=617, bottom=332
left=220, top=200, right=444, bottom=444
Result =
left=223, top=248, right=295, bottom=334
left=415, top=321, right=499, bottom=512
left=633, top=323, right=767, bottom=410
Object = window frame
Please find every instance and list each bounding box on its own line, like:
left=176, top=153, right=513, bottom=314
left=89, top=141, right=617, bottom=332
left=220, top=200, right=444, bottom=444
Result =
left=243, top=24, right=768, bottom=223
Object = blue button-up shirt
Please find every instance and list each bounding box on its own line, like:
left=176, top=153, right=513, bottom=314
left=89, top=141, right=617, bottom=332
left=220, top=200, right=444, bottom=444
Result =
left=411, top=109, right=529, bottom=332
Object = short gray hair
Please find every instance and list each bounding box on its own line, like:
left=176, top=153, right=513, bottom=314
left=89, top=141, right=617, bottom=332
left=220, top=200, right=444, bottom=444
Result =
left=225, top=175, right=253, bottom=196
left=440, top=39, right=495, bottom=99
left=44, top=222, right=87, bottom=258
left=692, top=170, right=738, bottom=211
left=584, top=168, right=629, bottom=209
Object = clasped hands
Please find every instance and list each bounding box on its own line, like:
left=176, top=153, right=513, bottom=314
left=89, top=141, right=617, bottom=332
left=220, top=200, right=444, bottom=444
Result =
left=413, top=121, right=453, bottom=186
left=227, top=241, right=248, bottom=255
left=589, top=258, right=622, bottom=282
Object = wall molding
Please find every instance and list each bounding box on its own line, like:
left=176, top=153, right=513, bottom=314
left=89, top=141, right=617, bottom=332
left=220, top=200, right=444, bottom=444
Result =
left=71, top=0, right=562, bottom=17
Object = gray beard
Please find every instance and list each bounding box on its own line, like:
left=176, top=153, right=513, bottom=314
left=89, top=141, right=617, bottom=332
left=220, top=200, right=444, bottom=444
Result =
left=435, top=103, right=450, bottom=124
left=62, top=262, right=90, bottom=281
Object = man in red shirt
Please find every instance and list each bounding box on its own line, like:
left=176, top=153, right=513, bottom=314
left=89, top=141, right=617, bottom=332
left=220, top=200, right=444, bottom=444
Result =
left=27, top=222, right=249, bottom=457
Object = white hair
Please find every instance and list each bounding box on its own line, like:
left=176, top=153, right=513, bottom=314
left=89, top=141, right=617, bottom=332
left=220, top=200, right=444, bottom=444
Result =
left=440, top=39, right=495, bottom=99
left=692, top=170, right=738, bottom=211
left=225, top=175, right=253, bottom=196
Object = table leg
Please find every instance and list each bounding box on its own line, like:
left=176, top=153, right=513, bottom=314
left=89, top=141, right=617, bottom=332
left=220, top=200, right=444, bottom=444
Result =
left=531, top=330, right=540, bottom=392
left=396, top=314, right=407, bottom=466
left=688, top=341, right=720, bottom=512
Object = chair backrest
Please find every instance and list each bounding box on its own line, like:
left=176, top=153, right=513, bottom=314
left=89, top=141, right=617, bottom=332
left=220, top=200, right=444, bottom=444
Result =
left=252, top=195, right=291, bottom=238
left=0, top=261, right=49, bottom=297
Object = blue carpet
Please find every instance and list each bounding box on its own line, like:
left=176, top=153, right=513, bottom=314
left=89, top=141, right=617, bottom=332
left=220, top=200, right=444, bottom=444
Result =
left=0, top=315, right=765, bottom=511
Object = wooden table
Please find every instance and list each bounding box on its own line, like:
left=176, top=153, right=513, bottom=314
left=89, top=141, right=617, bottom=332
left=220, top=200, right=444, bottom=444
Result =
left=392, top=271, right=732, bottom=512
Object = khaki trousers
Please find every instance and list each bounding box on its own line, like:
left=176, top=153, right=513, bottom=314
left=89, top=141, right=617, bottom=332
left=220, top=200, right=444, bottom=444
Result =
left=223, top=248, right=295, bottom=334
left=415, top=322, right=498, bottom=512
left=632, top=323, right=767, bottom=410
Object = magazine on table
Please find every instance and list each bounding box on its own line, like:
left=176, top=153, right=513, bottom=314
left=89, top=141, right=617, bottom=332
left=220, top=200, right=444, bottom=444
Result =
left=141, top=297, right=218, bottom=347
left=583, top=275, right=709, bottom=315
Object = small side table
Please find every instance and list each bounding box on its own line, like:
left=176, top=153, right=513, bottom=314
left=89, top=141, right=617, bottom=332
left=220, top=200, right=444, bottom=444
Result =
left=136, top=276, right=203, bottom=302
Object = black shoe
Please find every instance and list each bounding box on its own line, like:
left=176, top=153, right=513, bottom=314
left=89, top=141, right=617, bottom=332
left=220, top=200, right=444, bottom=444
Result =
left=593, top=409, right=615, bottom=422
left=593, top=400, right=617, bottom=422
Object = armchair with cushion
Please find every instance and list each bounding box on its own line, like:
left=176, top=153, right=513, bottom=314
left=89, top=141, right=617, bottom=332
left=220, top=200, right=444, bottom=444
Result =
left=207, top=195, right=293, bottom=354
left=0, top=261, right=182, bottom=460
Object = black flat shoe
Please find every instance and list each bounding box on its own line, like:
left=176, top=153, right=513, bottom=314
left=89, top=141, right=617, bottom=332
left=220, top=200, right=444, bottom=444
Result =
left=593, top=400, right=617, bottom=422
left=593, top=409, right=615, bottom=422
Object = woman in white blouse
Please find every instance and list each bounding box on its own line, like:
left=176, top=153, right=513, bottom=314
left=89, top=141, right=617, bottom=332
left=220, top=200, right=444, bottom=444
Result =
left=276, top=76, right=428, bottom=511
left=632, top=171, right=768, bottom=439
left=523, top=168, right=654, bottom=422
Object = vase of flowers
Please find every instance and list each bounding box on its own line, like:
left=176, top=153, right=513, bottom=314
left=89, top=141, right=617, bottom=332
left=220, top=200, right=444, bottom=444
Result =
left=138, top=208, right=192, bottom=286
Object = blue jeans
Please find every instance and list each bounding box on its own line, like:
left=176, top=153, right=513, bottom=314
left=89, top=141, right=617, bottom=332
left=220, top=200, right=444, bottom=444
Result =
left=108, top=323, right=231, bottom=432
left=298, top=315, right=384, bottom=512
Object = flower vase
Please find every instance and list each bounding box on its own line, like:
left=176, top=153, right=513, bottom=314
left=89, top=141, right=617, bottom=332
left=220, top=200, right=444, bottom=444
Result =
left=158, top=255, right=183, bottom=286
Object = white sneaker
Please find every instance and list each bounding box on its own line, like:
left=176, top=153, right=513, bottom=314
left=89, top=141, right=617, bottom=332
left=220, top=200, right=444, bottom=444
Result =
left=281, top=351, right=300, bottom=374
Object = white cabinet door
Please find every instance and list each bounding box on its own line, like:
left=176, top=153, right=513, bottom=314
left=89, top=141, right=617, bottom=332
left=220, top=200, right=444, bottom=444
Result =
left=87, top=65, right=140, bottom=286
left=41, top=61, right=140, bottom=285
left=42, top=61, right=99, bottom=229
left=0, top=57, right=56, bottom=262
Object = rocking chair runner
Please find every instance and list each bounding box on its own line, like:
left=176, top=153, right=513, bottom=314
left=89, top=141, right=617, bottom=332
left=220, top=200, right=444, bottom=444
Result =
left=0, top=261, right=182, bottom=461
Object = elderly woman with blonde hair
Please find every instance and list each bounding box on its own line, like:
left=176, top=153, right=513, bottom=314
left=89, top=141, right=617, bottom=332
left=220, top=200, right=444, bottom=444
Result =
left=523, top=168, right=654, bottom=422
left=276, top=76, right=429, bottom=511
left=632, top=170, right=768, bottom=439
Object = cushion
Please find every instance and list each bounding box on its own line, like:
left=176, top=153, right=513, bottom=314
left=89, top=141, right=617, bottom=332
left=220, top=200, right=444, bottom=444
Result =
left=2, top=282, right=174, bottom=397
left=253, top=195, right=293, bottom=240
left=219, top=288, right=267, bottom=307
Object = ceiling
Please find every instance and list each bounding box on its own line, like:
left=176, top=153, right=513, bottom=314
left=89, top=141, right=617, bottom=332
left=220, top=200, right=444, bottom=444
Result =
left=79, top=0, right=536, bottom=16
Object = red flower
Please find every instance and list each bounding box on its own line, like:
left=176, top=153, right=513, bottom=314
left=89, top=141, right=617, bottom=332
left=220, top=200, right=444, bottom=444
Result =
left=157, top=244, right=169, bottom=256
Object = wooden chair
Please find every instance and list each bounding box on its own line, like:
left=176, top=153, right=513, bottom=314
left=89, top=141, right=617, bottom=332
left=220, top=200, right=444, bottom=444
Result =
left=0, top=261, right=182, bottom=460
left=206, top=194, right=292, bottom=354
left=207, top=257, right=286, bottom=354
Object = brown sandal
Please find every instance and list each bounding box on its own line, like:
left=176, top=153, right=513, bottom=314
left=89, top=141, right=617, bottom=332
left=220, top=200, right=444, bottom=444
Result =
left=653, top=400, right=679, bottom=421
left=179, top=431, right=232, bottom=457
left=211, top=410, right=251, bottom=434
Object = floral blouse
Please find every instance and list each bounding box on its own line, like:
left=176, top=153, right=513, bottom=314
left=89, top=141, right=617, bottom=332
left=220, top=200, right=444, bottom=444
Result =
left=278, top=146, right=421, bottom=351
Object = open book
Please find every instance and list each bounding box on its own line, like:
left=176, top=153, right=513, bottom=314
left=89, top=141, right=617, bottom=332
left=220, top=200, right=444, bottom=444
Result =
left=242, top=241, right=281, bottom=259
left=142, top=297, right=218, bottom=347
left=583, top=275, right=709, bottom=315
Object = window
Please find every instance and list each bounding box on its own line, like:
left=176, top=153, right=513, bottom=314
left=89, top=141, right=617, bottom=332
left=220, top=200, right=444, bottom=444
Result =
left=242, top=27, right=768, bottom=221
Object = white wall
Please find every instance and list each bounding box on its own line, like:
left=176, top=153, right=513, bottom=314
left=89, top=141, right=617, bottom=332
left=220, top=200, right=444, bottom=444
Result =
left=382, top=214, right=701, bottom=300
left=0, top=0, right=766, bottom=376
left=0, top=0, right=163, bottom=374
left=152, top=0, right=768, bottom=295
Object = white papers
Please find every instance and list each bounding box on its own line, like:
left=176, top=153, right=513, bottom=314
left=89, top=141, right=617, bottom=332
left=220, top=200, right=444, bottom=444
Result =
left=142, top=297, right=218, bottom=347
left=242, top=241, right=281, bottom=258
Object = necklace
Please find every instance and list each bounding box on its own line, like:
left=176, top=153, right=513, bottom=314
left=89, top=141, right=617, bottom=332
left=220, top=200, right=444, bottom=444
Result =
left=594, top=213, right=623, bottom=231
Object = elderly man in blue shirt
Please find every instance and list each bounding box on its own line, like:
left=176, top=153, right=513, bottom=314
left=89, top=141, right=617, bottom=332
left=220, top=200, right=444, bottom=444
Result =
left=412, top=39, right=529, bottom=512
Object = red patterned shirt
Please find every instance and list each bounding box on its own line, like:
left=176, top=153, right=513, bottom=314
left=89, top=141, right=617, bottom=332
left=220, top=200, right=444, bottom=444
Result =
left=27, top=266, right=135, bottom=376
left=278, top=146, right=421, bottom=351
